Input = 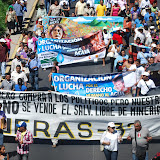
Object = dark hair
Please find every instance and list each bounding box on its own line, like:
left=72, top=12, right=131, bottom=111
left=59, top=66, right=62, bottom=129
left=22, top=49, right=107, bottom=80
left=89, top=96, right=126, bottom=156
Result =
left=28, top=31, right=33, bottom=37
left=112, top=74, right=123, bottom=83
left=0, top=103, right=2, bottom=107
left=18, top=78, right=23, bottom=90
left=120, top=49, right=125, bottom=56
left=22, top=30, right=28, bottom=35
left=136, top=59, right=140, bottom=64
left=128, top=55, right=134, bottom=64
left=41, top=32, right=45, bottom=36
left=5, top=73, right=11, bottom=76
left=24, top=45, right=28, bottom=48
left=52, top=67, right=57, bottom=73
left=54, top=61, right=58, bottom=66
left=113, top=40, right=118, bottom=44
left=6, top=33, right=10, bottom=37
left=0, top=145, right=4, bottom=151
left=16, top=65, right=21, bottom=69
left=149, top=16, right=153, bottom=19
left=50, top=23, right=65, bottom=38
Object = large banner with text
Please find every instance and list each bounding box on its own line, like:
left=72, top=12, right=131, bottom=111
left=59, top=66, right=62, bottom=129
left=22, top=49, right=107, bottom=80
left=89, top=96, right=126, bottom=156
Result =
left=37, top=31, right=106, bottom=68
left=52, top=71, right=137, bottom=97
left=2, top=90, right=160, bottom=140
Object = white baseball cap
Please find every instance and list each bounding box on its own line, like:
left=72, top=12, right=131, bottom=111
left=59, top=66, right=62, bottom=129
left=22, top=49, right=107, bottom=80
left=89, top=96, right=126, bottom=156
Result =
left=108, top=122, right=115, bottom=128
left=0, top=38, right=6, bottom=43
left=103, top=26, right=107, bottom=30
left=142, top=72, right=150, bottom=76
left=38, top=18, right=43, bottom=21
left=151, top=43, right=157, bottom=48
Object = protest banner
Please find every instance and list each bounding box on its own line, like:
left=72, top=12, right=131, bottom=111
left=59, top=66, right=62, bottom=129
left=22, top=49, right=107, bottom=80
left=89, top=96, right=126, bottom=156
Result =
left=2, top=90, right=160, bottom=140
left=52, top=71, right=136, bottom=97
left=42, top=16, right=124, bottom=38
left=37, top=30, right=106, bottom=68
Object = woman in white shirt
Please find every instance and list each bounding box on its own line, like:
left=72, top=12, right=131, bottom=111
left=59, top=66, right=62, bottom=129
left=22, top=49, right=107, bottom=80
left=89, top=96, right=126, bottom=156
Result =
left=100, top=122, right=122, bottom=160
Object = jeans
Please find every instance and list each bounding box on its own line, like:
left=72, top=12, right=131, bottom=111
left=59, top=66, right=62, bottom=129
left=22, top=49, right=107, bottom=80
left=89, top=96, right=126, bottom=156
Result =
left=17, top=154, right=28, bottom=160
left=0, top=133, right=4, bottom=145
left=45, top=0, right=50, bottom=13
left=17, top=16, right=23, bottom=31
left=124, top=32, right=131, bottom=47
left=104, top=149, right=118, bottom=160
left=132, top=152, right=148, bottom=160
left=29, top=70, right=39, bottom=91
left=0, top=62, right=6, bottom=77
left=110, top=57, right=116, bottom=73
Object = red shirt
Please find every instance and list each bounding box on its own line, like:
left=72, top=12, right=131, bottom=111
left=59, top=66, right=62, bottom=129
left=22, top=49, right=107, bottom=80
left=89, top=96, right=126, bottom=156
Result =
left=0, top=45, right=8, bottom=62
left=129, top=50, right=138, bottom=61
left=112, top=33, right=123, bottom=45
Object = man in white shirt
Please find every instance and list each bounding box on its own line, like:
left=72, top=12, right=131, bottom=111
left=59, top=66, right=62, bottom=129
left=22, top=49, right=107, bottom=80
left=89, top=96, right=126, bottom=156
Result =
left=11, top=65, right=28, bottom=86
left=134, top=27, right=146, bottom=44
left=102, top=27, right=112, bottom=66
left=75, top=0, right=86, bottom=16
left=140, top=0, right=151, bottom=9
left=137, top=72, right=156, bottom=96
left=11, top=53, right=22, bottom=73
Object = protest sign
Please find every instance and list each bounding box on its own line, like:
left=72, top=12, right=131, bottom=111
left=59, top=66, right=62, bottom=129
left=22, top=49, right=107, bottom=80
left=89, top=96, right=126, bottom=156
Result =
left=52, top=71, right=136, bottom=97
left=37, top=31, right=106, bottom=68
left=42, top=16, right=124, bottom=38
left=2, top=90, right=160, bottom=140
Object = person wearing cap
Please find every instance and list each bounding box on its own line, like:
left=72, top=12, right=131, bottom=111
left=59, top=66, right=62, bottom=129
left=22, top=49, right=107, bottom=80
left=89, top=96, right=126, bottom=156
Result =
left=33, top=18, right=44, bottom=38
left=0, top=73, right=15, bottom=90
left=13, top=0, right=24, bottom=32
left=136, top=71, right=156, bottom=96
left=11, top=65, right=28, bottom=86
left=11, top=52, right=22, bottom=73
left=15, top=121, right=33, bottom=160
left=5, top=5, right=18, bottom=35
left=0, top=38, right=8, bottom=79
left=144, top=8, right=156, bottom=22
left=36, top=2, right=47, bottom=19
left=27, top=52, right=41, bottom=91
left=100, top=122, right=122, bottom=160
left=150, top=43, right=157, bottom=57
left=127, top=120, right=152, bottom=160
left=84, top=3, right=94, bottom=16
left=102, top=26, right=112, bottom=66
left=0, top=103, right=7, bottom=145
left=96, top=0, right=107, bottom=16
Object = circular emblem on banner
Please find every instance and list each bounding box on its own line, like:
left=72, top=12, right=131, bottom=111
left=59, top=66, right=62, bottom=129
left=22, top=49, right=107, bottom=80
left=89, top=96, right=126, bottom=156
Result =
left=138, top=133, right=141, bottom=138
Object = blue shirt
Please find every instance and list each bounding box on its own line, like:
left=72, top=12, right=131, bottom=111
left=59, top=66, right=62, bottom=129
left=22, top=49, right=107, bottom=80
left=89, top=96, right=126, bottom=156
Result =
left=0, top=111, right=6, bottom=120
left=13, top=3, right=23, bottom=16
left=144, top=12, right=156, bottom=22
left=135, top=19, right=143, bottom=28
left=15, top=84, right=27, bottom=91
left=137, top=52, right=152, bottom=64
left=28, top=57, right=41, bottom=71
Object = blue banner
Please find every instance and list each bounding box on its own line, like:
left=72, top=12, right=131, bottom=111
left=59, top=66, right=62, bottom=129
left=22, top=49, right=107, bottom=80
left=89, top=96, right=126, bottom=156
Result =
left=52, top=72, right=137, bottom=97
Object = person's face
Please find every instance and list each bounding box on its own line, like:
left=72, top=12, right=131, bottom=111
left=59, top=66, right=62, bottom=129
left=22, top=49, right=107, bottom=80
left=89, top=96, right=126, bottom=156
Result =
left=133, top=7, right=136, bottom=11
left=149, top=58, right=154, bottom=64
left=128, top=57, right=133, bottom=63
left=38, top=21, right=42, bottom=25
left=153, top=3, right=157, bottom=7
left=28, top=34, right=32, bottom=38
left=40, top=5, right=44, bottom=9
left=142, top=49, right=145, bottom=53
left=136, top=39, right=140, bottom=43
left=0, top=146, right=5, bottom=154
left=143, top=75, right=149, bottom=81
left=135, top=61, right=140, bottom=67
left=6, top=75, right=11, bottom=81
left=103, top=29, right=107, bottom=34
left=55, top=1, right=58, bottom=5
left=100, top=0, right=103, bottom=5
left=114, top=81, right=125, bottom=91
left=51, top=26, right=63, bottom=39
left=71, top=13, right=75, bottom=17
left=16, top=67, right=21, bottom=73
left=19, top=126, right=25, bottom=132
left=41, top=33, right=45, bottom=38
left=17, top=0, right=20, bottom=4
left=24, top=46, right=28, bottom=52
left=149, top=17, right=153, bottom=21
left=121, top=51, right=125, bottom=56
left=87, top=4, right=90, bottom=8
left=31, top=54, right=35, bottom=59
left=134, top=123, right=141, bottom=132
left=108, top=126, right=115, bottom=133
left=9, top=8, right=13, bottom=11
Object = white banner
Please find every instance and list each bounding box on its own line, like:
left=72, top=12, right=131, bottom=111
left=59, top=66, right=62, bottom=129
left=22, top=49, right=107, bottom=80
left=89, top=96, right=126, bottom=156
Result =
left=1, top=90, right=160, bottom=140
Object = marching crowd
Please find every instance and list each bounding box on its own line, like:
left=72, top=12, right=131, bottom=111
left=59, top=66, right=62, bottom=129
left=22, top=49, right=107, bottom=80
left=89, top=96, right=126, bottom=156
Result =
left=0, top=0, right=160, bottom=159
